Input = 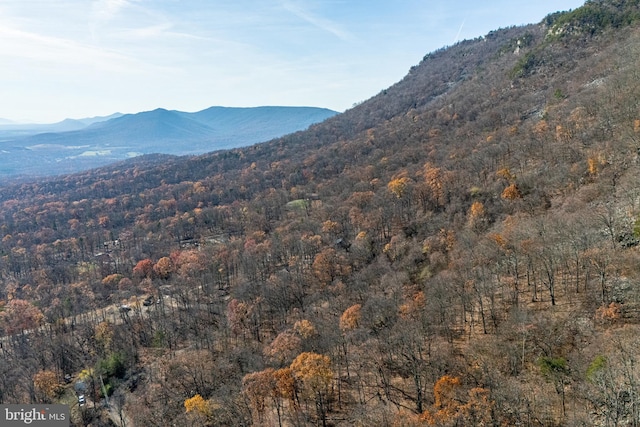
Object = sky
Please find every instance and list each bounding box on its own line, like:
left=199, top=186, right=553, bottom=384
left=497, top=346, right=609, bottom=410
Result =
left=0, top=0, right=586, bottom=124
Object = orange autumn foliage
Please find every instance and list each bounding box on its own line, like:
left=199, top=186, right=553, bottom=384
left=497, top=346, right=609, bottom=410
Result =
left=184, top=394, right=210, bottom=416
left=501, top=183, right=522, bottom=200
left=290, top=352, right=333, bottom=396
left=33, top=370, right=61, bottom=400
left=339, top=304, right=362, bottom=331
left=420, top=375, right=493, bottom=426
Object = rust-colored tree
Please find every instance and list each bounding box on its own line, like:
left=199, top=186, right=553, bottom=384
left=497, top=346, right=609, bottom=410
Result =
left=33, top=370, right=62, bottom=402
left=290, top=352, right=333, bottom=427
left=417, top=163, right=447, bottom=211
left=398, top=291, right=426, bottom=320
left=243, top=368, right=296, bottom=427
left=94, top=321, right=114, bottom=356
left=339, top=304, right=362, bottom=332
left=184, top=394, right=212, bottom=425
left=264, top=330, right=302, bottom=366
left=293, top=319, right=316, bottom=339
left=132, top=258, right=153, bottom=279
left=422, top=375, right=463, bottom=424
left=596, top=302, right=622, bottom=322
left=421, top=375, right=493, bottom=426
left=501, top=183, right=522, bottom=200
left=226, top=298, right=260, bottom=340
left=101, top=273, right=124, bottom=288
left=243, top=369, right=274, bottom=423
left=467, top=201, right=487, bottom=231
left=0, top=298, right=44, bottom=335
left=388, top=176, right=412, bottom=199
left=312, top=248, right=351, bottom=286
left=153, top=256, right=174, bottom=280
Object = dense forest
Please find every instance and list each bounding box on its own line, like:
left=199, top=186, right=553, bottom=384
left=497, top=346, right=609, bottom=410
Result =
left=4, top=0, right=640, bottom=425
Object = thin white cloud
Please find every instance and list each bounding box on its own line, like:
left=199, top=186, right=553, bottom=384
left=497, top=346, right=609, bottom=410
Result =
left=111, top=22, right=215, bottom=43
left=91, top=0, right=132, bottom=23
left=0, top=21, right=171, bottom=74
left=114, top=22, right=174, bottom=39
left=280, top=0, right=353, bottom=42
left=89, top=0, right=172, bottom=42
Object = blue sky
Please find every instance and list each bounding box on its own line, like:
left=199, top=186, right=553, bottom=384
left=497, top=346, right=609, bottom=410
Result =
left=0, top=0, right=585, bottom=123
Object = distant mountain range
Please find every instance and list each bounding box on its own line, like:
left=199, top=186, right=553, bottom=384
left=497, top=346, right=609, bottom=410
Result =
left=0, top=113, right=124, bottom=136
left=0, top=106, right=337, bottom=177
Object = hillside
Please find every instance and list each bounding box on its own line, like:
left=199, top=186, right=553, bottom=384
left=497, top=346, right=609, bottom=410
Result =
left=0, top=106, right=337, bottom=177
left=4, top=0, right=640, bottom=425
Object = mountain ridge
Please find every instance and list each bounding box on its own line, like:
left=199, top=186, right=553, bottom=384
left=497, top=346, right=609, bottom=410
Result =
left=0, top=105, right=337, bottom=177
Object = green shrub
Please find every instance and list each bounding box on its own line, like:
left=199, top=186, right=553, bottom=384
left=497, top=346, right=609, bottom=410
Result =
left=98, top=352, right=127, bottom=380
left=586, top=355, right=607, bottom=382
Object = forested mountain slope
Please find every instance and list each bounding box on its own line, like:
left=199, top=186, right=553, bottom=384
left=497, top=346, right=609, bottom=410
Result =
left=3, top=1, right=640, bottom=425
